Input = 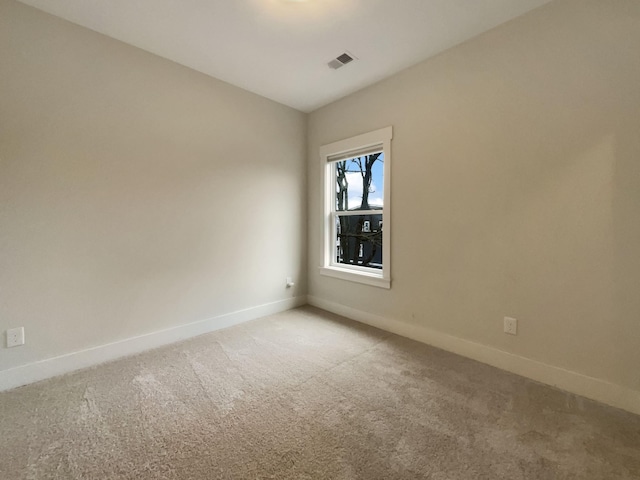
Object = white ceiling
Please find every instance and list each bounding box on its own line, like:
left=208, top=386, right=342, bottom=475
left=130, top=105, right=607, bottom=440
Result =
left=18, top=0, right=552, bottom=112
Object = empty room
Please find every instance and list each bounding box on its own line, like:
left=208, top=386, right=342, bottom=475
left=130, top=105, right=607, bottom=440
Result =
left=1, top=0, right=639, bottom=478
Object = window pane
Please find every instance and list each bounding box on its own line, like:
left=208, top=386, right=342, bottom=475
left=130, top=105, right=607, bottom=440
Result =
left=335, top=152, right=384, bottom=211
left=336, top=214, right=383, bottom=269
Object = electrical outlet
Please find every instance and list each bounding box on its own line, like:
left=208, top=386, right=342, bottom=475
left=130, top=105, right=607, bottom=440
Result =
left=504, top=317, right=517, bottom=336
left=6, top=327, right=25, bottom=348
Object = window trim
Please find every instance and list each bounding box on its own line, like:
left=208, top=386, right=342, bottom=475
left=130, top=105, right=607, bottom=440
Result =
left=319, top=126, right=392, bottom=289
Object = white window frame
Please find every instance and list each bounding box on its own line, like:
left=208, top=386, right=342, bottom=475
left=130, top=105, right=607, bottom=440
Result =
left=319, top=126, right=392, bottom=289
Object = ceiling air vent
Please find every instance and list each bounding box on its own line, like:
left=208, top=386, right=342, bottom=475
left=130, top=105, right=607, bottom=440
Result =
left=328, top=52, right=356, bottom=70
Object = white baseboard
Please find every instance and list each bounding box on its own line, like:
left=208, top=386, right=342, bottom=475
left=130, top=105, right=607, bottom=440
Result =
left=307, top=295, right=640, bottom=416
left=0, top=296, right=306, bottom=392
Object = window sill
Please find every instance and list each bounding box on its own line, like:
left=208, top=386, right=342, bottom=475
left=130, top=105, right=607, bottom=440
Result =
left=319, top=266, right=391, bottom=289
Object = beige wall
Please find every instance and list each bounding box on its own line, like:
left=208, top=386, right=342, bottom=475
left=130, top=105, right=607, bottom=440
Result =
left=0, top=0, right=307, bottom=371
left=308, top=0, right=640, bottom=395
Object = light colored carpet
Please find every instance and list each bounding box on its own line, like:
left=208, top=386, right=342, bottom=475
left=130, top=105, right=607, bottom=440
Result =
left=1, top=306, right=638, bottom=479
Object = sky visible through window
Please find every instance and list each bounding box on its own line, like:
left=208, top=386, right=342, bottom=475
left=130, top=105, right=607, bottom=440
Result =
left=342, top=153, right=384, bottom=209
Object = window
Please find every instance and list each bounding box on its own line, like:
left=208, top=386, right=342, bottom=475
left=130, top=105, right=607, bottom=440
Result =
left=320, top=126, right=392, bottom=288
